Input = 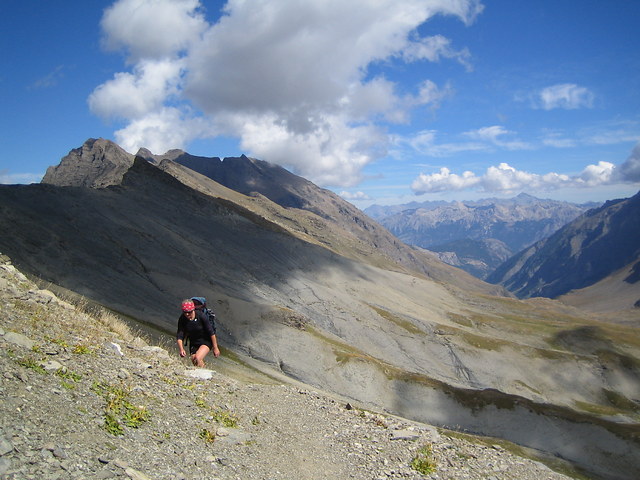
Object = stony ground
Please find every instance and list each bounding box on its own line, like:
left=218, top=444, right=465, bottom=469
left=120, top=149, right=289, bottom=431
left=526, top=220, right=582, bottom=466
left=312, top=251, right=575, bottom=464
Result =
left=0, top=255, right=577, bottom=480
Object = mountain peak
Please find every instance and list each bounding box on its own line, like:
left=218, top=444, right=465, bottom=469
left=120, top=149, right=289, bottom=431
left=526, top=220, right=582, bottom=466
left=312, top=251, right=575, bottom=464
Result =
left=42, top=138, right=135, bottom=188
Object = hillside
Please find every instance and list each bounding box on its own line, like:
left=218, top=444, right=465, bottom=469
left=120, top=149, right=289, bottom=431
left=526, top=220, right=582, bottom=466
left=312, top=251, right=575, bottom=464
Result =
left=136, top=146, right=493, bottom=289
left=2, top=138, right=640, bottom=478
left=366, top=195, right=594, bottom=278
left=488, top=191, right=640, bottom=313
left=0, top=254, right=578, bottom=480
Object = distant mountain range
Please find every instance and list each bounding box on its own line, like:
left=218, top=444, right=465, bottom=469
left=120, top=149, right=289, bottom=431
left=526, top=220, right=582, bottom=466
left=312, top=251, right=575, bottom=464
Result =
left=488, top=191, right=640, bottom=310
left=1, top=138, right=639, bottom=478
left=365, top=195, right=599, bottom=278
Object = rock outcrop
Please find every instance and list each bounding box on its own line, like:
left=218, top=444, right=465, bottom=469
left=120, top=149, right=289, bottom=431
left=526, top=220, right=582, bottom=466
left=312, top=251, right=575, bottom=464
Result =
left=42, top=138, right=136, bottom=187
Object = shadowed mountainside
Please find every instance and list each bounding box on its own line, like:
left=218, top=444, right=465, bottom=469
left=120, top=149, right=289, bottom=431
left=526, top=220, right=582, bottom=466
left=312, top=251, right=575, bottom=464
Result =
left=137, top=147, right=492, bottom=289
left=488, top=191, right=640, bottom=313
left=2, top=138, right=640, bottom=479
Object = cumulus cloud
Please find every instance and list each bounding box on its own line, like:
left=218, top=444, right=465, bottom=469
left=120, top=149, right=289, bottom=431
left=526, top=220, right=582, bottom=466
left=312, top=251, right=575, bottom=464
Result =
left=339, top=190, right=371, bottom=201
left=113, top=107, right=213, bottom=153
left=410, top=159, right=630, bottom=195
left=534, top=83, right=594, bottom=110
left=90, top=0, right=483, bottom=186
left=100, top=0, right=208, bottom=61
left=88, top=59, right=184, bottom=120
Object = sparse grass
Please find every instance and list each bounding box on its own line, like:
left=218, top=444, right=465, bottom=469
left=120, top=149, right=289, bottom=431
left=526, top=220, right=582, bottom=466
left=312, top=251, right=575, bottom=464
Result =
left=573, top=400, right=624, bottom=417
left=46, top=336, right=69, bottom=348
left=91, top=381, right=150, bottom=435
left=448, top=313, right=474, bottom=328
left=16, top=355, right=47, bottom=374
left=460, top=331, right=508, bottom=351
left=369, top=304, right=424, bottom=335
left=55, top=368, right=82, bottom=383
left=410, top=444, right=436, bottom=475
left=211, top=408, right=239, bottom=427
left=72, top=344, right=92, bottom=355
left=194, top=395, right=239, bottom=427
left=603, top=389, right=640, bottom=413
left=199, top=428, right=216, bottom=444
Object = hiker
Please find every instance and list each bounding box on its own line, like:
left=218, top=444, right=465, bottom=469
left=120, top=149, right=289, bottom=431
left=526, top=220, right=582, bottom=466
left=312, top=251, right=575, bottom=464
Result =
left=176, top=299, right=220, bottom=367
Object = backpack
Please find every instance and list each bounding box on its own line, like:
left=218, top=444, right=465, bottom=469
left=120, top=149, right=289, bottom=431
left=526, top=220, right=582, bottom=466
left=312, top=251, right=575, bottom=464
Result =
left=191, top=296, right=217, bottom=334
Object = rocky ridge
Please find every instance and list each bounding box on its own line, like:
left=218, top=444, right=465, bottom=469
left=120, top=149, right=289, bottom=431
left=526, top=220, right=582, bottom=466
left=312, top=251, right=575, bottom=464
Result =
left=0, top=254, right=574, bottom=480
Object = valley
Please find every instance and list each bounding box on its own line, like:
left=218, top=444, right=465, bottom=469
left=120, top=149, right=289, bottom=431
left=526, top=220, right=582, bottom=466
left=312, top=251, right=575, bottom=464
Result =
left=1, top=138, right=639, bottom=479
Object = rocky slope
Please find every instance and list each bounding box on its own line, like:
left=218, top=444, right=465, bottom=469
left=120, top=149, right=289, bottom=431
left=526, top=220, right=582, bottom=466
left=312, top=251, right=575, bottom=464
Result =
left=1, top=139, right=639, bottom=478
left=488, top=191, right=640, bottom=311
left=0, top=254, right=576, bottom=480
left=366, top=195, right=594, bottom=279
left=136, top=146, right=486, bottom=287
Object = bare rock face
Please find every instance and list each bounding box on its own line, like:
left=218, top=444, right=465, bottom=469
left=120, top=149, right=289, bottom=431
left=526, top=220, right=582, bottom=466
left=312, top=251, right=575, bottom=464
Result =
left=41, top=138, right=135, bottom=188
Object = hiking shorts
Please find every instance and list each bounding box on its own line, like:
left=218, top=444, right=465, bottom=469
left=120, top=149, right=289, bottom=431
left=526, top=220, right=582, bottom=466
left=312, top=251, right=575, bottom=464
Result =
left=189, top=341, right=212, bottom=355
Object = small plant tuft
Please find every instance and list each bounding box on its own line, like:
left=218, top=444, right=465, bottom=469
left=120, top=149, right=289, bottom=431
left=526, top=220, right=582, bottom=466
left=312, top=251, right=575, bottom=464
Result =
left=410, top=444, right=437, bottom=475
left=199, top=428, right=216, bottom=444
left=72, top=344, right=92, bottom=355
left=55, top=368, right=82, bottom=383
left=211, top=408, right=238, bottom=428
left=91, top=381, right=150, bottom=435
left=16, top=356, right=47, bottom=374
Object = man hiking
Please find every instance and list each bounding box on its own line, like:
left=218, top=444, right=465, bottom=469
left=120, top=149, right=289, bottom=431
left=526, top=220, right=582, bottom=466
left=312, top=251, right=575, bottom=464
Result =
left=176, top=299, right=220, bottom=367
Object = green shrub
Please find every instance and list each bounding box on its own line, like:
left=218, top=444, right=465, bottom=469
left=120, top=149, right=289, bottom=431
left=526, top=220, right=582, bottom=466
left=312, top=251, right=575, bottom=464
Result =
left=410, top=444, right=436, bottom=475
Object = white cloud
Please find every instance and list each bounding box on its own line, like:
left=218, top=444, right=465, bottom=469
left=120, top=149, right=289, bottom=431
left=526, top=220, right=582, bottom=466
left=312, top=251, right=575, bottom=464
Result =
left=88, top=59, right=184, bottom=120
left=227, top=111, right=385, bottom=187
left=535, top=83, right=594, bottom=110
left=411, top=167, right=479, bottom=192
left=401, top=34, right=472, bottom=70
left=339, top=190, right=371, bottom=201
left=114, top=107, right=213, bottom=153
left=464, top=125, right=532, bottom=150
left=100, top=0, right=207, bottom=62
left=400, top=125, right=530, bottom=158
left=410, top=157, right=634, bottom=195
left=91, top=0, right=483, bottom=186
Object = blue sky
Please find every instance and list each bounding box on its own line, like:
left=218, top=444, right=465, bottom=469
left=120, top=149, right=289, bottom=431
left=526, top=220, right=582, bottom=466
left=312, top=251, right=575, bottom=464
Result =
left=2, top=0, right=639, bottom=208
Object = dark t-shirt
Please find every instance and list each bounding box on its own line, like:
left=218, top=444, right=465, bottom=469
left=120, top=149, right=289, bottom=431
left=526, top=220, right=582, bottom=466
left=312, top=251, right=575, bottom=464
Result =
left=176, top=310, right=215, bottom=349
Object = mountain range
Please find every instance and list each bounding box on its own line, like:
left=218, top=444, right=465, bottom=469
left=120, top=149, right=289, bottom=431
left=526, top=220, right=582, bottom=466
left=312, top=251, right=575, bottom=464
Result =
left=366, top=196, right=597, bottom=278
left=488, top=192, right=640, bottom=311
left=1, top=138, right=639, bottom=479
